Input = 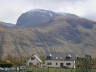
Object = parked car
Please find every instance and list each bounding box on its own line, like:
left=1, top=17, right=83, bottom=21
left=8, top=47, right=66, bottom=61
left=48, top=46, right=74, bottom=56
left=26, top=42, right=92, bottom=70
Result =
left=16, top=66, right=26, bottom=70
left=20, top=66, right=26, bottom=69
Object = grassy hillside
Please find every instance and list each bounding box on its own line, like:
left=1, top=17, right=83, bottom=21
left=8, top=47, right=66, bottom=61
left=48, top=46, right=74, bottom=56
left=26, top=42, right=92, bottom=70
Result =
left=0, top=16, right=96, bottom=59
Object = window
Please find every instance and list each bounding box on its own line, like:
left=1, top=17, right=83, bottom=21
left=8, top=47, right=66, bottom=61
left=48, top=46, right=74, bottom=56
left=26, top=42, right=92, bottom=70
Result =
left=56, top=63, right=58, bottom=65
left=66, top=63, right=71, bottom=65
left=65, top=56, right=71, bottom=60
left=47, top=62, right=52, bottom=65
left=31, top=57, right=34, bottom=60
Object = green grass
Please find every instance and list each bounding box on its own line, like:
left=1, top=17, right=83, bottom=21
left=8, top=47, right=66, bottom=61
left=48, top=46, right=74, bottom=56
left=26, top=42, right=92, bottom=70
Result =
left=1, top=66, right=96, bottom=72
left=26, top=66, right=75, bottom=72
left=25, top=66, right=96, bottom=72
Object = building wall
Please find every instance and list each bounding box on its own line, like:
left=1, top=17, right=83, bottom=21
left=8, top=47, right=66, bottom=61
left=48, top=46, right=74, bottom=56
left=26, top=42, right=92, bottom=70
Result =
left=44, top=60, right=75, bottom=68
left=27, top=58, right=40, bottom=66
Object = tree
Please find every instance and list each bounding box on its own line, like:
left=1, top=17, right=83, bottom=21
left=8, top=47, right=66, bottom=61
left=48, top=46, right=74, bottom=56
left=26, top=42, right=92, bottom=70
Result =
left=6, top=54, right=26, bottom=66
left=76, top=55, right=92, bottom=72
left=39, top=54, right=46, bottom=64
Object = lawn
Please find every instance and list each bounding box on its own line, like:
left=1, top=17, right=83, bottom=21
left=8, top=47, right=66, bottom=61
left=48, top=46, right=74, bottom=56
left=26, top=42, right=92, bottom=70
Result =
left=25, top=67, right=96, bottom=72
left=26, top=67, right=75, bottom=72
left=0, top=66, right=96, bottom=72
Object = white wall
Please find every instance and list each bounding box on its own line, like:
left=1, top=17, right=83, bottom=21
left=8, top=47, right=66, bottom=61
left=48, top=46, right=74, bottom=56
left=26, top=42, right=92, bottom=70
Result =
left=44, top=60, right=75, bottom=68
left=27, top=58, right=40, bottom=66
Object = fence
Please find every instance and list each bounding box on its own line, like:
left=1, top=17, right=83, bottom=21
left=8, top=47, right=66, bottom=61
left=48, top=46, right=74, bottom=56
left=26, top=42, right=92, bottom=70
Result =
left=0, top=66, right=96, bottom=72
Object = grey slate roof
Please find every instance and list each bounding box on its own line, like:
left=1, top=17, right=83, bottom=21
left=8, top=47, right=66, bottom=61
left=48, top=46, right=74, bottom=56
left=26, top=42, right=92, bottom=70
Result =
left=45, top=52, right=76, bottom=61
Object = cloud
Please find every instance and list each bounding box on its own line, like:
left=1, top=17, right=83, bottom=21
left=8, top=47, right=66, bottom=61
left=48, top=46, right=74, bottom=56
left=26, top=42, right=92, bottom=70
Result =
left=0, top=0, right=95, bottom=23
left=28, top=0, right=86, bottom=3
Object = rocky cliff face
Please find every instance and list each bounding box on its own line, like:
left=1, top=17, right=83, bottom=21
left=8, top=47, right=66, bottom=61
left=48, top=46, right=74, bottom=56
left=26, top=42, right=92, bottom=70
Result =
left=16, top=9, right=78, bottom=27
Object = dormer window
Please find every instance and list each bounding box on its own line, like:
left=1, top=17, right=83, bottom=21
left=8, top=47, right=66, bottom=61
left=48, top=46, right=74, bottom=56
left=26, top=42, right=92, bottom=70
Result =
left=46, top=56, right=51, bottom=60
left=65, top=54, right=72, bottom=60
left=31, top=57, right=35, bottom=60
left=46, top=54, right=52, bottom=60
left=65, top=56, right=71, bottom=59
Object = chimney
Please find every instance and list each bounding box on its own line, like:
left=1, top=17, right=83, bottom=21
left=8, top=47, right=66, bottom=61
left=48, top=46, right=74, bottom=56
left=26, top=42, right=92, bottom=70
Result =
left=46, top=54, right=52, bottom=60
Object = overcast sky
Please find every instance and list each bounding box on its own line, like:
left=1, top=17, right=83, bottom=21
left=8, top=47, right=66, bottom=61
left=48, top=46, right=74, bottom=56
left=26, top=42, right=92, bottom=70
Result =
left=0, top=0, right=96, bottom=24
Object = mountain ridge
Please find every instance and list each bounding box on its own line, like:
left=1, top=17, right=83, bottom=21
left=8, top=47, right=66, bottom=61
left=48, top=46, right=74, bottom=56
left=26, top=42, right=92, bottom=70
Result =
left=16, top=9, right=78, bottom=27
left=0, top=21, right=15, bottom=27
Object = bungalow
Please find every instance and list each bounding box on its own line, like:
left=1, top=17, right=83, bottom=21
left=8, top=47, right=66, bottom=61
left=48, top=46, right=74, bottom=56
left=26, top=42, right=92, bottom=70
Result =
left=26, top=53, right=76, bottom=68
left=44, top=53, right=76, bottom=68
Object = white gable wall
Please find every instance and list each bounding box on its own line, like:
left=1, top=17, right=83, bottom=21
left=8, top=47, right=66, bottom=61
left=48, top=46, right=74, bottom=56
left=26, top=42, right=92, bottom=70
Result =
left=27, top=57, right=41, bottom=66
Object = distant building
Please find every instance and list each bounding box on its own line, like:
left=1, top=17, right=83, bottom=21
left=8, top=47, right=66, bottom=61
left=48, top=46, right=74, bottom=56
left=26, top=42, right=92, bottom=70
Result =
left=26, top=54, right=42, bottom=67
left=26, top=53, right=76, bottom=68
left=44, top=53, right=76, bottom=68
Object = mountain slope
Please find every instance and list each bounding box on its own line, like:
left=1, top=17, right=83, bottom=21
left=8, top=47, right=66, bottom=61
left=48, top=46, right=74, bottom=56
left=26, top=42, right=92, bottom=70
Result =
left=0, top=21, right=15, bottom=27
left=16, top=9, right=78, bottom=27
left=0, top=9, right=96, bottom=58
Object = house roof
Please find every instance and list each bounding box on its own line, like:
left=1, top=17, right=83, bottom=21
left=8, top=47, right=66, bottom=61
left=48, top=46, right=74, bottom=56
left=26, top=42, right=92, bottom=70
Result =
left=34, top=55, right=42, bottom=63
left=45, top=52, right=76, bottom=61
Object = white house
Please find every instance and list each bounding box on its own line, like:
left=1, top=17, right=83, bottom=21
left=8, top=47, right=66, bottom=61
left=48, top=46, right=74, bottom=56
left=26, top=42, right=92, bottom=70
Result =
left=26, top=53, right=76, bottom=68
left=44, top=53, right=76, bottom=68
left=26, top=54, right=42, bottom=67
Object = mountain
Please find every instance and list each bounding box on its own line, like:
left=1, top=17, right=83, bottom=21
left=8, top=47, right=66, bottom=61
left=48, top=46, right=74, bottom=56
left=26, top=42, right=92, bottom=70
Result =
left=0, top=21, right=15, bottom=27
left=0, top=9, right=96, bottom=58
left=16, top=9, right=78, bottom=27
